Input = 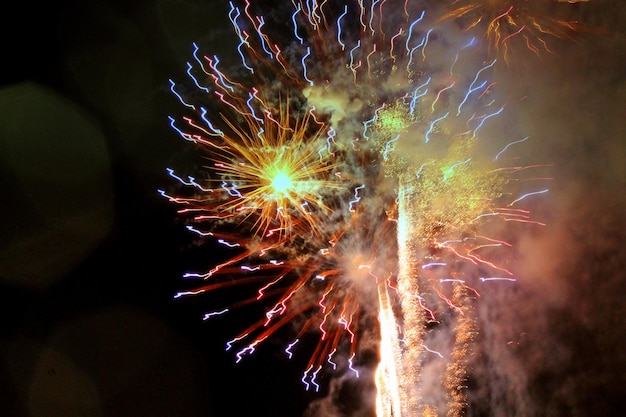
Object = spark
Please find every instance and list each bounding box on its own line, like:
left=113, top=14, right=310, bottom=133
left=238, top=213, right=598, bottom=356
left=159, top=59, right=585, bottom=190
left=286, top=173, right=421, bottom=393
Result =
left=203, top=309, right=229, bottom=320
left=422, top=343, right=444, bottom=359
left=509, top=188, right=550, bottom=206
left=495, top=135, right=529, bottom=160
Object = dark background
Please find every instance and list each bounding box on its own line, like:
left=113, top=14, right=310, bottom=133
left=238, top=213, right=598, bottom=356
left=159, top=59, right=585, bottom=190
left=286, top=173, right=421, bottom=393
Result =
left=1, top=1, right=625, bottom=417
left=1, top=1, right=318, bottom=416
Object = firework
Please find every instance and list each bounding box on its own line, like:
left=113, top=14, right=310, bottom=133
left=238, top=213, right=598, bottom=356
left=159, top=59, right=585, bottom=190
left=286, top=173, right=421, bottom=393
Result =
left=163, top=1, right=550, bottom=416
left=436, top=0, right=587, bottom=64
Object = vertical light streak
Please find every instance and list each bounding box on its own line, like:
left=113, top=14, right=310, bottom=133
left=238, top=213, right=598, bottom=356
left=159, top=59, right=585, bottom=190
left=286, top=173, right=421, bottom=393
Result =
left=442, top=283, right=478, bottom=416
left=393, top=183, right=426, bottom=416
left=375, top=282, right=403, bottom=417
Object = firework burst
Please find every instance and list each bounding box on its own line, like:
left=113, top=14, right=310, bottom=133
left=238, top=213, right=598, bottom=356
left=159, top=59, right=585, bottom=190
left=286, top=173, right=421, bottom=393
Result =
left=162, top=1, right=552, bottom=416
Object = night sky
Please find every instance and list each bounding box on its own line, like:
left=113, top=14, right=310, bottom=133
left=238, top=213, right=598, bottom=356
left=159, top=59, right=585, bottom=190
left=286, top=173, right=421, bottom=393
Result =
left=1, top=1, right=625, bottom=417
